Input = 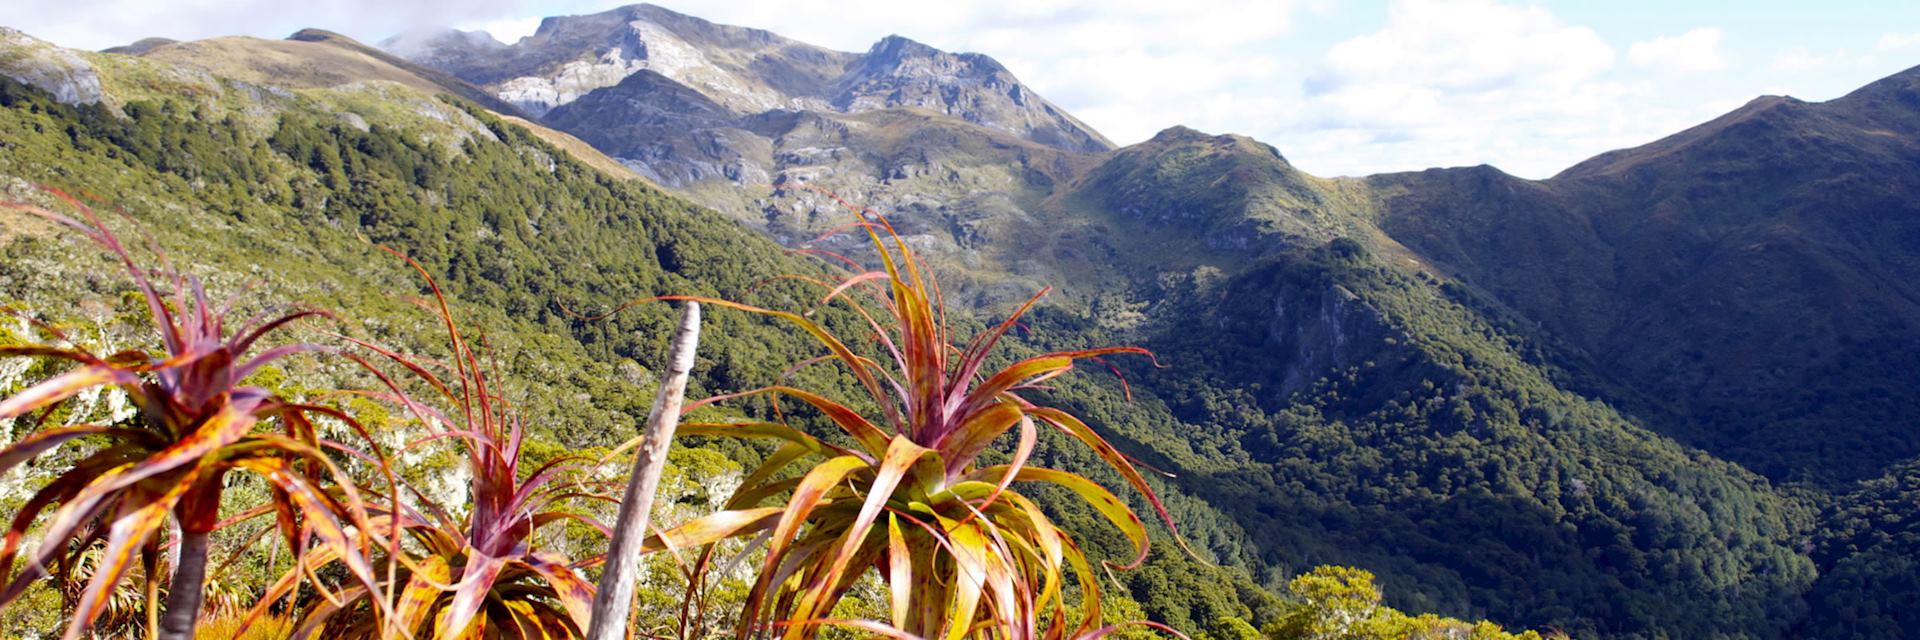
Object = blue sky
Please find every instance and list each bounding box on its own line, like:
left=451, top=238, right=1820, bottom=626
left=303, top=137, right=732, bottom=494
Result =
left=11, top=0, right=1920, bottom=178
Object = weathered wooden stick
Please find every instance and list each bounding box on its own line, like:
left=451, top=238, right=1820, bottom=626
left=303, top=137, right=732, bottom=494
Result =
left=587, top=301, right=701, bottom=640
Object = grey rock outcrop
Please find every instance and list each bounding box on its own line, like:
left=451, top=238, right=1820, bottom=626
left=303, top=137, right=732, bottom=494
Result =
left=1, top=28, right=104, bottom=106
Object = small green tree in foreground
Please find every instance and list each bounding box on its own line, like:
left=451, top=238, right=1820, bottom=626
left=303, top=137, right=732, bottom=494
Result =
left=1265, top=567, right=1550, bottom=640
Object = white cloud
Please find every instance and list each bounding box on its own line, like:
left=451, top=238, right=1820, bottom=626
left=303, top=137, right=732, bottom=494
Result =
left=1628, top=28, right=1728, bottom=72
left=1312, top=0, right=1614, bottom=95
left=457, top=16, right=543, bottom=44
left=1290, top=0, right=1662, bottom=177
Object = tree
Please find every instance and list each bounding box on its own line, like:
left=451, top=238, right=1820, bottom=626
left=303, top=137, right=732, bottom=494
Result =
left=1265, top=567, right=1546, bottom=640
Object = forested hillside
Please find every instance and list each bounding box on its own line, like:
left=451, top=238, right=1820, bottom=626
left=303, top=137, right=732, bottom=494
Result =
left=1023, top=241, right=1815, bottom=637
left=1370, top=68, right=1920, bottom=483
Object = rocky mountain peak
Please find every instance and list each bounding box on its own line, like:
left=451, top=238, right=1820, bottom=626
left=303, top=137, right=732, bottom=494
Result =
left=826, top=35, right=1109, bottom=152
left=1146, top=126, right=1291, bottom=164
left=520, top=3, right=772, bottom=51
left=1149, top=125, right=1213, bottom=144
left=622, top=3, right=797, bottom=51
left=842, top=34, right=1012, bottom=87
left=864, top=34, right=942, bottom=63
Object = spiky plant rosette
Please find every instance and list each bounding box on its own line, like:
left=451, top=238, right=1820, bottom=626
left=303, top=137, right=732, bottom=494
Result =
left=250, top=249, right=606, bottom=639
left=631, top=194, right=1194, bottom=640
left=0, top=190, right=385, bottom=640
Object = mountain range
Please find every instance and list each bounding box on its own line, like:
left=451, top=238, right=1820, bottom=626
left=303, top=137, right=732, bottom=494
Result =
left=1, top=4, right=1917, bottom=637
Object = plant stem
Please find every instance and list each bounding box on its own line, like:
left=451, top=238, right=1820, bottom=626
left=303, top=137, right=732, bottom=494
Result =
left=157, top=528, right=210, bottom=640
left=587, top=301, right=701, bottom=640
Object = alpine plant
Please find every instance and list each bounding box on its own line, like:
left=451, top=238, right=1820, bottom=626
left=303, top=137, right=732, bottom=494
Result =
left=251, top=249, right=606, bottom=639
left=635, top=193, right=1194, bottom=640
left=0, top=191, right=383, bottom=640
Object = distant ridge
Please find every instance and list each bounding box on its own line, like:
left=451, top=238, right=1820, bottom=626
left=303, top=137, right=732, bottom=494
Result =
left=101, top=36, right=178, bottom=55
